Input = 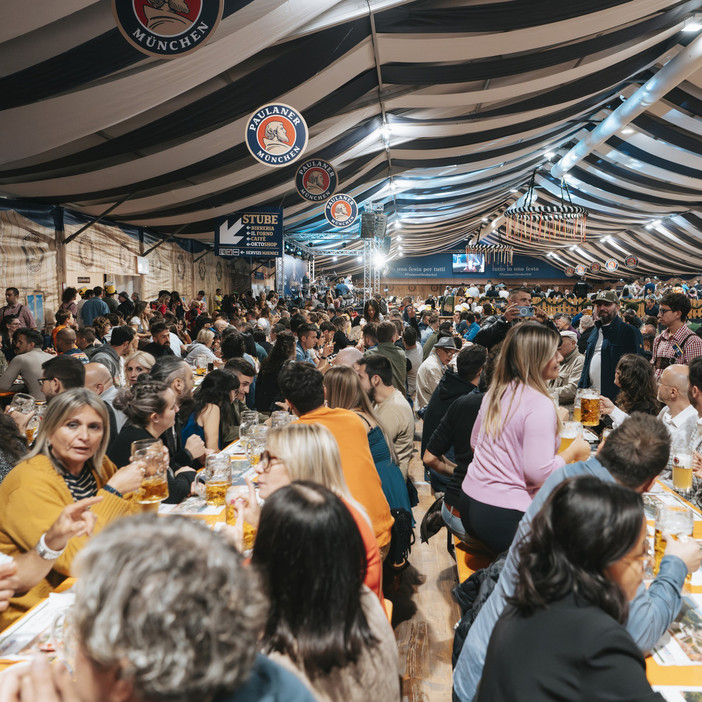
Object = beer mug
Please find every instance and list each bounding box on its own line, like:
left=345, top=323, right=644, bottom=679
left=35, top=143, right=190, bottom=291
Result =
left=559, top=422, right=581, bottom=453
left=10, top=393, right=35, bottom=415
left=270, top=410, right=293, bottom=428
left=573, top=389, right=583, bottom=423
left=653, top=504, right=694, bottom=578
left=239, top=410, right=259, bottom=452
left=580, top=388, right=600, bottom=427
left=195, top=354, right=208, bottom=376
left=672, top=449, right=694, bottom=496
left=204, top=454, right=232, bottom=506
left=131, top=438, right=169, bottom=504
left=246, top=425, right=268, bottom=467
left=225, top=485, right=257, bottom=552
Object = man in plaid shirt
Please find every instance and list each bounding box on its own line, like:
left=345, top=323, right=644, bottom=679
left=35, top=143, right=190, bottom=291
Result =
left=651, top=293, right=702, bottom=378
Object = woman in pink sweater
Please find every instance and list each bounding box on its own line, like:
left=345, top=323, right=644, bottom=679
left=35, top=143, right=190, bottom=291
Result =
left=460, top=323, right=590, bottom=553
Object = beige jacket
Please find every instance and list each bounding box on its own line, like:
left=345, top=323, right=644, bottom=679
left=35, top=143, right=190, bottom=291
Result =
left=550, top=347, right=584, bottom=404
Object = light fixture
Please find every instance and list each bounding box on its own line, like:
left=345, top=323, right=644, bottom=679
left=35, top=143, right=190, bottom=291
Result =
left=683, top=17, right=702, bottom=31
left=356, top=255, right=363, bottom=262
left=545, top=152, right=555, bottom=159
left=509, top=188, right=518, bottom=193
left=332, top=256, right=338, bottom=262
left=380, top=124, right=392, bottom=141
left=397, top=236, right=402, bottom=242
left=622, top=127, right=634, bottom=134
left=482, top=217, right=488, bottom=222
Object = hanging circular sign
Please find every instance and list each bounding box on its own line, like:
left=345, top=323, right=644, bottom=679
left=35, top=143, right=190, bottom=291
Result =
left=112, top=0, right=224, bottom=59
left=590, top=262, right=601, bottom=273
left=325, top=194, right=358, bottom=228
left=605, top=258, right=619, bottom=272
left=575, top=264, right=586, bottom=276
left=295, top=159, right=337, bottom=202
left=625, top=255, right=638, bottom=269
left=245, top=103, right=308, bottom=168
left=565, top=266, right=575, bottom=277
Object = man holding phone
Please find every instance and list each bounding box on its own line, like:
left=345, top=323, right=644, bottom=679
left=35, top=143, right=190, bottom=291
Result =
left=473, top=287, right=555, bottom=349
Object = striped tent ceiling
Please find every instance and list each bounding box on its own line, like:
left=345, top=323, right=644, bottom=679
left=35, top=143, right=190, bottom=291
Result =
left=2, top=0, right=702, bottom=279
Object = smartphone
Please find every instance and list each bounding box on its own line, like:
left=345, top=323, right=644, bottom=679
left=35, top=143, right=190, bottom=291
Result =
left=518, top=306, right=534, bottom=318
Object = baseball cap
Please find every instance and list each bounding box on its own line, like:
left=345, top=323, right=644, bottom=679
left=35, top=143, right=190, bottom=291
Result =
left=559, top=331, right=577, bottom=342
left=105, top=285, right=116, bottom=294
left=435, top=336, right=458, bottom=351
left=593, top=290, right=619, bottom=304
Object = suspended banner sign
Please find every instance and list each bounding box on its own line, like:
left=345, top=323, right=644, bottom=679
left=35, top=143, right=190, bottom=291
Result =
left=112, top=0, right=224, bottom=58
left=565, top=266, right=575, bottom=277
left=245, top=104, right=308, bottom=168
left=296, top=159, right=337, bottom=202
left=215, top=207, right=283, bottom=258
left=625, top=255, right=639, bottom=269
left=325, top=194, right=358, bottom=228
left=590, top=262, right=601, bottom=273
left=605, top=258, right=619, bottom=272
left=575, top=264, right=586, bottom=276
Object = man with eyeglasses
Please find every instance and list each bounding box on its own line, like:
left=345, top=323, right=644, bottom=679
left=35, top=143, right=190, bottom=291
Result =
left=651, top=293, right=702, bottom=379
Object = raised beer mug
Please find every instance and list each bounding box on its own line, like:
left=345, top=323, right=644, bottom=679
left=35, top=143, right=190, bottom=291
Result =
left=580, top=388, right=600, bottom=427
left=131, top=438, right=169, bottom=504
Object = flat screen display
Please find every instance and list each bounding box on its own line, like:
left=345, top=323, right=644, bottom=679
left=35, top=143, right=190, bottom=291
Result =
left=452, top=253, right=485, bottom=274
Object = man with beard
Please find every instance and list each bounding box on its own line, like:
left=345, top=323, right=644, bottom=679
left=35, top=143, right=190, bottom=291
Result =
left=357, top=355, right=414, bottom=480
left=578, top=290, right=644, bottom=402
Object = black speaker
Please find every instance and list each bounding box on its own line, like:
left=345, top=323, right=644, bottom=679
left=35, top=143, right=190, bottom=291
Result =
left=360, top=213, right=375, bottom=239
left=374, top=214, right=388, bottom=238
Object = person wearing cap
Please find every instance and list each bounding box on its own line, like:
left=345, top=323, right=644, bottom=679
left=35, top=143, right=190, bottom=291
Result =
left=577, top=290, right=644, bottom=402
left=103, top=284, right=119, bottom=313
left=416, top=335, right=459, bottom=411
left=548, top=330, right=583, bottom=404
left=116, top=290, right=135, bottom=320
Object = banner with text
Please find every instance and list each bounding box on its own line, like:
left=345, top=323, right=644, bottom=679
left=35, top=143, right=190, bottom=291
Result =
left=215, top=207, right=283, bottom=258
left=386, top=252, right=569, bottom=279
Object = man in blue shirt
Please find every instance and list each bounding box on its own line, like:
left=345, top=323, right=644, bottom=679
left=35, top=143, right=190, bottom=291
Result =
left=295, top=323, right=332, bottom=367
left=453, top=413, right=701, bottom=701
left=80, top=285, right=110, bottom=327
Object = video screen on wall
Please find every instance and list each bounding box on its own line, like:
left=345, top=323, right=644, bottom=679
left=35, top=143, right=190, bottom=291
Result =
left=452, top=253, right=485, bottom=274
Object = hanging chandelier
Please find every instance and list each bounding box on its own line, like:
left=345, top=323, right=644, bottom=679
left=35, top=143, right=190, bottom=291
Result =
left=466, top=242, right=514, bottom=264
left=504, top=170, right=587, bottom=242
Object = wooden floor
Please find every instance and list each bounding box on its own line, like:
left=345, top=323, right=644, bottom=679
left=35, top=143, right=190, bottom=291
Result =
left=387, top=441, right=460, bottom=702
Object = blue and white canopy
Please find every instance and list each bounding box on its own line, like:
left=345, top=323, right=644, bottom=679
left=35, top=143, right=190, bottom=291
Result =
left=1, top=0, right=701, bottom=278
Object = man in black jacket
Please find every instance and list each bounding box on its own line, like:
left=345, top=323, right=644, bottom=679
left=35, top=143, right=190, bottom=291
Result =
left=578, top=290, right=645, bottom=402
left=420, top=344, right=487, bottom=492
left=473, top=287, right=555, bottom=350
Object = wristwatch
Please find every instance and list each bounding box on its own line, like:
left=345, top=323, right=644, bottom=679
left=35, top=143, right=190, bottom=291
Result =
left=34, top=533, right=65, bottom=560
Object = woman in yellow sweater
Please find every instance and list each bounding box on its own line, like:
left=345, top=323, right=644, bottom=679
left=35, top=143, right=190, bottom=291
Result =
left=0, top=388, right=143, bottom=625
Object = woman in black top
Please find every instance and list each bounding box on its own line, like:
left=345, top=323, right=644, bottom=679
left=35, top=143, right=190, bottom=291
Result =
left=255, top=332, right=296, bottom=413
left=109, top=377, right=196, bottom=503
left=477, top=476, right=661, bottom=702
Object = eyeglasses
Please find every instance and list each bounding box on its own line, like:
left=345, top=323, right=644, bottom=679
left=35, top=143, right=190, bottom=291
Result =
left=257, top=450, right=280, bottom=473
left=38, top=377, right=53, bottom=385
left=658, top=308, right=672, bottom=314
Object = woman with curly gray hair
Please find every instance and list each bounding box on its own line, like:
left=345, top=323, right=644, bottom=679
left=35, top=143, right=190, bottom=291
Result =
left=0, top=514, right=317, bottom=702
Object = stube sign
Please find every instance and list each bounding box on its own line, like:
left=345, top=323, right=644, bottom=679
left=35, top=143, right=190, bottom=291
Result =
left=215, top=207, right=283, bottom=258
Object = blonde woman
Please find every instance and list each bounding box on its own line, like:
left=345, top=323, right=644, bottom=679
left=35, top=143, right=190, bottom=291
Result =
left=0, top=389, right=142, bottom=623
left=124, top=350, right=156, bottom=386
left=459, top=322, right=590, bottom=553
left=323, top=365, right=412, bottom=520
left=241, top=423, right=383, bottom=600
left=184, top=328, right=221, bottom=367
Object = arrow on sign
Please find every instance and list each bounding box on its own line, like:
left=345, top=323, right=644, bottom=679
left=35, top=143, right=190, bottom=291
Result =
left=219, top=218, right=246, bottom=245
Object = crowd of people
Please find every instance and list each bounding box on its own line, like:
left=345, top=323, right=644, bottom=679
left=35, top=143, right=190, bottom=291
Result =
left=0, top=275, right=701, bottom=701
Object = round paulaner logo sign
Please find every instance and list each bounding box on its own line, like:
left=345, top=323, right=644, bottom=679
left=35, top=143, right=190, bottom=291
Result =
left=245, top=104, right=308, bottom=168
left=296, top=160, right=337, bottom=202
left=325, top=194, right=358, bottom=228
left=112, top=0, right=223, bottom=58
